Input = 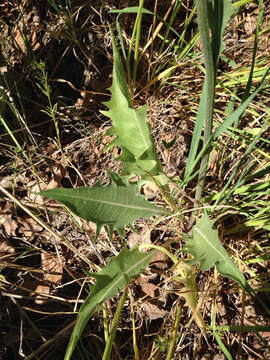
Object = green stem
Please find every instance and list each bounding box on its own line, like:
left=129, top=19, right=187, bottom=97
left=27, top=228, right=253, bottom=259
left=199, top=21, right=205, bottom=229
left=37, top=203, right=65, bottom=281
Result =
left=103, top=305, right=109, bottom=342
left=133, top=0, right=144, bottom=83
left=194, top=0, right=216, bottom=204
left=102, top=289, right=128, bottom=360
left=166, top=303, right=182, bottom=360
left=139, top=244, right=185, bottom=277
left=127, top=0, right=144, bottom=87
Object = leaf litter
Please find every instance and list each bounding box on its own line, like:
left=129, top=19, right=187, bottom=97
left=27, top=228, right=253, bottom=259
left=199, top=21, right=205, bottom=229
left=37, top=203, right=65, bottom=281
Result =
left=0, top=1, right=270, bottom=359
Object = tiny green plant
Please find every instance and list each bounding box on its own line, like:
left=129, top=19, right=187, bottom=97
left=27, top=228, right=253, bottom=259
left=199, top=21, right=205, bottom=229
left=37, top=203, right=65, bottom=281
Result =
left=35, top=60, right=62, bottom=151
left=39, top=1, right=270, bottom=359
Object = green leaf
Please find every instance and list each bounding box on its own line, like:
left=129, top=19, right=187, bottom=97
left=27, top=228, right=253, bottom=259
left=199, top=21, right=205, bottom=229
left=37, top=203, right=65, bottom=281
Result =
left=207, top=0, right=234, bottom=67
left=39, top=184, right=169, bottom=238
left=184, top=214, right=248, bottom=290
left=100, top=33, right=167, bottom=186
left=64, top=246, right=156, bottom=360
left=184, top=82, right=207, bottom=178
left=185, top=0, right=234, bottom=183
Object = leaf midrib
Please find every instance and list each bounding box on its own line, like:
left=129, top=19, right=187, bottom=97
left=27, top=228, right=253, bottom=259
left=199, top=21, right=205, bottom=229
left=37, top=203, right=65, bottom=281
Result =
left=194, top=227, right=237, bottom=273
left=114, top=81, right=151, bottom=155
left=55, top=194, right=167, bottom=214
left=93, top=251, right=154, bottom=306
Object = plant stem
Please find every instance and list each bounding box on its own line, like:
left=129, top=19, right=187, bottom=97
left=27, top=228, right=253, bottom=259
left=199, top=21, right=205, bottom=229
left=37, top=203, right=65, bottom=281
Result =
left=127, top=0, right=144, bottom=88
left=103, top=305, right=109, bottom=342
left=133, top=0, right=144, bottom=83
left=139, top=244, right=185, bottom=277
left=194, top=0, right=216, bottom=204
left=129, top=288, right=140, bottom=360
left=102, top=289, right=127, bottom=360
left=166, top=303, right=182, bottom=360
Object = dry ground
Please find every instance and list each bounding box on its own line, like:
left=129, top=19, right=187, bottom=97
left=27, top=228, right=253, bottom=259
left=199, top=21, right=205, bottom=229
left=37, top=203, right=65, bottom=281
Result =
left=0, top=1, right=270, bottom=359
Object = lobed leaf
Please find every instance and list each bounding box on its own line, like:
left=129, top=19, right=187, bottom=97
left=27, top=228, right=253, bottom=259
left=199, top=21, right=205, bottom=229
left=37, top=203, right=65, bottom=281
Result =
left=100, top=33, right=167, bottom=186
left=64, top=246, right=156, bottom=360
left=39, top=184, right=169, bottom=238
left=184, top=214, right=248, bottom=290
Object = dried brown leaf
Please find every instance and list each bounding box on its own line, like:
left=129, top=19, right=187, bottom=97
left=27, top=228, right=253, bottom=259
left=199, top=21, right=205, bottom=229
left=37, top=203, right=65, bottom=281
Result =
left=41, top=252, right=64, bottom=285
left=27, top=182, right=47, bottom=204
left=142, top=302, right=167, bottom=321
left=151, top=250, right=168, bottom=270
left=142, top=183, right=159, bottom=198
left=18, top=216, right=43, bottom=238
left=127, top=225, right=151, bottom=250
left=35, top=284, right=51, bottom=305
left=47, top=177, right=59, bottom=190
left=34, top=252, right=64, bottom=304
left=14, top=24, right=27, bottom=54
left=0, top=238, right=15, bottom=254
left=0, top=214, right=18, bottom=236
left=135, top=275, right=159, bottom=298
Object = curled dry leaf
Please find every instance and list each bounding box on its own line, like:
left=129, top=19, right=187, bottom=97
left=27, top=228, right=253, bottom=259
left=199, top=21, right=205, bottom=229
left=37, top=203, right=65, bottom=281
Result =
left=151, top=250, right=168, bottom=270
left=75, top=90, right=94, bottom=110
left=127, top=226, right=167, bottom=268
left=0, top=200, right=18, bottom=235
left=0, top=175, right=15, bottom=190
left=47, top=177, right=59, bottom=190
left=14, top=23, right=27, bottom=55
left=46, top=162, right=67, bottom=190
left=13, top=20, right=40, bottom=54
left=128, top=225, right=167, bottom=299
left=0, top=199, right=12, bottom=213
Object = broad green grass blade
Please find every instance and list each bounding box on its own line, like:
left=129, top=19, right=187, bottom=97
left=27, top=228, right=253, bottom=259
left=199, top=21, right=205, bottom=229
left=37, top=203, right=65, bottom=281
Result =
left=115, top=14, right=127, bottom=60
left=133, top=0, right=144, bottom=83
left=209, top=180, right=270, bottom=200
left=101, top=33, right=167, bottom=186
left=186, top=0, right=234, bottom=196
left=39, top=184, right=169, bottom=238
left=233, top=0, right=255, bottom=7
left=184, top=214, right=248, bottom=290
left=207, top=0, right=234, bottom=68
left=64, top=246, right=156, bottom=360
left=102, top=289, right=127, bottom=360
left=195, top=0, right=234, bottom=201
left=184, top=82, right=207, bottom=178
left=192, top=69, right=270, bottom=194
